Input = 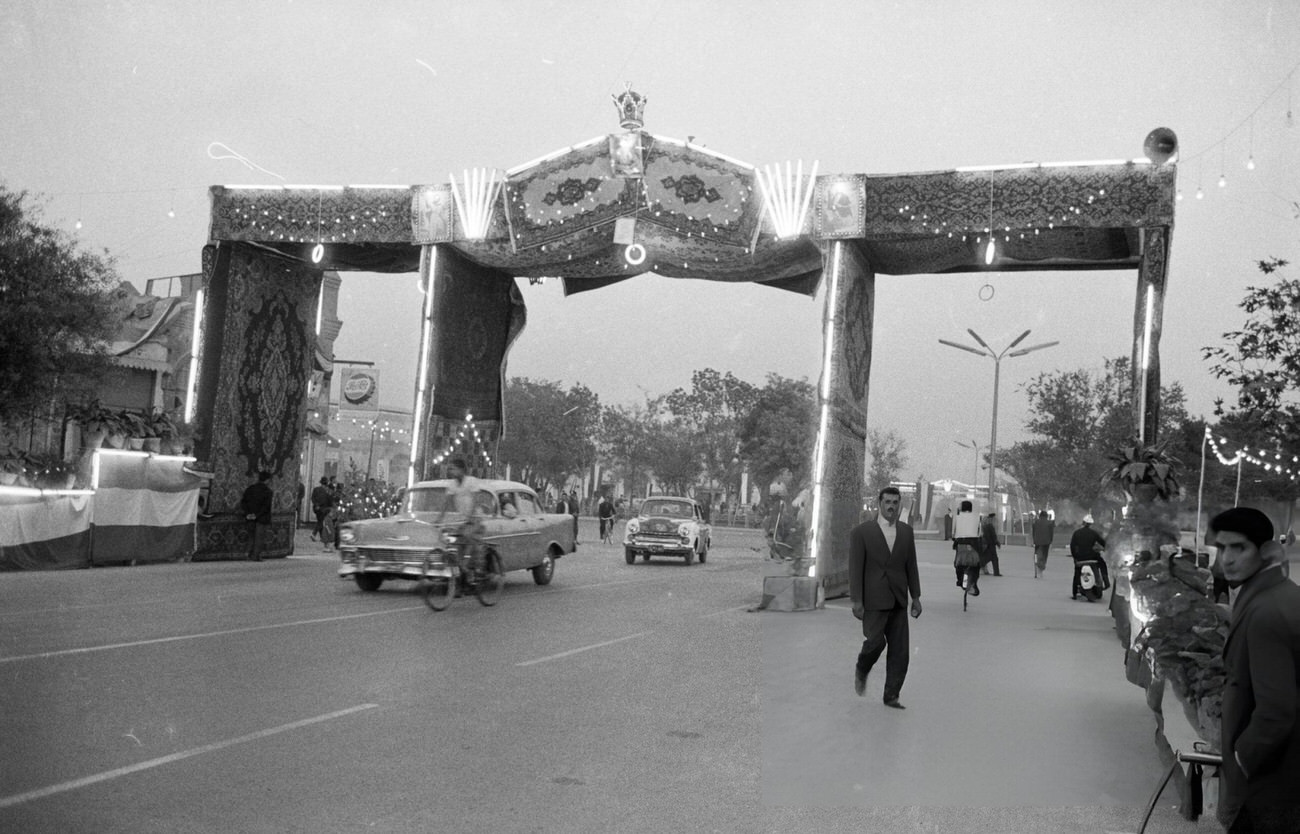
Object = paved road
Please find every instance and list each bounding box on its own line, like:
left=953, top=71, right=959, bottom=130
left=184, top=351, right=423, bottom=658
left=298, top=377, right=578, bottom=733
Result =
left=0, top=523, right=1199, bottom=833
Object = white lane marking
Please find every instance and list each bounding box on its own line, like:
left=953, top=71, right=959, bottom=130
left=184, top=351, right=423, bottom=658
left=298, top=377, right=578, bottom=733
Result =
left=0, top=607, right=424, bottom=665
left=700, top=604, right=752, bottom=618
left=0, top=704, right=378, bottom=809
left=516, top=631, right=652, bottom=666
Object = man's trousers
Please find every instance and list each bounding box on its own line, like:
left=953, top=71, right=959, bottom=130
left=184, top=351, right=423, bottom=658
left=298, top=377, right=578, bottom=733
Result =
left=856, top=602, right=910, bottom=701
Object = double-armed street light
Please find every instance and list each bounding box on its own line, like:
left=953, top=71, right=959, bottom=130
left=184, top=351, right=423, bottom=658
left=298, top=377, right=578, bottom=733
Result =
left=954, top=438, right=983, bottom=492
left=939, top=329, right=1059, bottom=509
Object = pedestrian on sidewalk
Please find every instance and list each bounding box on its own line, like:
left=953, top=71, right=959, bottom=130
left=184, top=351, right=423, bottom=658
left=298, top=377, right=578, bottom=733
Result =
left=1210, top=506, right=1300, bottom=833
left=310, top=477, right=333, bottom=542
left=240, top=470, right=273, bottom=561
left=981, top=512, right=1002, bottom=576
left=848, top=486, right=922, bottom=709
left=951, top=500, right=982, bottom=595
left=1069, top=515, right=1108, bottom=600
left=1032, top=510, right=1054, bottom=577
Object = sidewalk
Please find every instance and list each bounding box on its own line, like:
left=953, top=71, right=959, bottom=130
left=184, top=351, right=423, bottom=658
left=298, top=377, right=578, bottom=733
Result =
left=760, top=540, right=1209, bottom=833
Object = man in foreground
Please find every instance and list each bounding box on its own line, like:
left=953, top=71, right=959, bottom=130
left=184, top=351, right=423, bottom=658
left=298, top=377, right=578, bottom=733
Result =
left=1211, top=506, right=1300, bottom=833
left=848, top=486, right=922, bottom=709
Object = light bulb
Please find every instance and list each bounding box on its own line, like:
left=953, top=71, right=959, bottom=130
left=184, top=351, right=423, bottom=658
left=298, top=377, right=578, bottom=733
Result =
left=984, top=238, right=996, bottom=265
left=1246, top=156, right=1256, bottom=171
left=1218, top=174, right=1227, bottom=188
left=1196, top=187, right=1204, bottom=200
left=167, top=209, right=175, bottom=218
left=75, top=219, right=82, bottom=230
left=1176, top=190, right=1184, bottom=201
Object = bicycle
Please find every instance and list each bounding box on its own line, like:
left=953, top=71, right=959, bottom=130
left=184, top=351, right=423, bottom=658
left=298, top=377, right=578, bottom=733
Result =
left=599, top=516, right=615, bottom=545
left=421, top=526, right=504, bottom=611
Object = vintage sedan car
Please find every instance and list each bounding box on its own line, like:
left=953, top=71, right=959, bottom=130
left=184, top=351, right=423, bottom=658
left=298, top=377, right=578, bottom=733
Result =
left=623, top=495, right=711, bottom=565
left=337, top=478, right=576, bottom=591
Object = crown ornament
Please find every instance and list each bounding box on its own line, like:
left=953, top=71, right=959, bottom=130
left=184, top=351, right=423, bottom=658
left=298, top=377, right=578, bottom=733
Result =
left=611, top=84, right=647, bottom=130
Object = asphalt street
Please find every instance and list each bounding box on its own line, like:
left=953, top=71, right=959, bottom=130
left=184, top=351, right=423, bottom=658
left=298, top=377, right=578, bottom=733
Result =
left=0, top=521, right=1202, bottom=833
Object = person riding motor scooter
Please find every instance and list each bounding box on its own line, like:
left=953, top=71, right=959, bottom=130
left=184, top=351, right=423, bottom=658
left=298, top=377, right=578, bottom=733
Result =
left=1070, top=515, right=1110, bottom=601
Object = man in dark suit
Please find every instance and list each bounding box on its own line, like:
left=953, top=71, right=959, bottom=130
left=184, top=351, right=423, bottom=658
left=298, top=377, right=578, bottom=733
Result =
left=849, top=486, right=922, bottom=709
left=240, top=470, right=274, bottom=562
left=1211, top=506, right=1300, bottom=832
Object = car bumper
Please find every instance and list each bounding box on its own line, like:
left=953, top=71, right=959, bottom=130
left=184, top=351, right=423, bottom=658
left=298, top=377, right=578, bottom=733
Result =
left=337, top=547, right=447, bottom=581
left=624, top=538, right=692, bottom=555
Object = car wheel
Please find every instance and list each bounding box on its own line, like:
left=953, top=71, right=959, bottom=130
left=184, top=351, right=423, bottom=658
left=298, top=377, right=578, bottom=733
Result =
left=684, top=547, right=694, bottom=566
left=354, top=574, right=383, bottom=592
left=533, top=553, right=555, bottom=585
left=625, top=547, right=636, bottom=565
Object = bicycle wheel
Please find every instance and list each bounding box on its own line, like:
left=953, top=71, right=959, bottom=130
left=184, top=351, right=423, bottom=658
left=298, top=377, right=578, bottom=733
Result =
left=422, top=556, right=455, bottom=611
left=474, top=552, right=505, bottom=607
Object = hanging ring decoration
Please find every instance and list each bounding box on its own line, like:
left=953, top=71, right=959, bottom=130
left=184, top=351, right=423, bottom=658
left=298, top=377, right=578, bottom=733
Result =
left=979, top=283, right=995, bottom=301
left=624, top=243, right=646, bottom=266
left=311, top=243, right=325, bottom=264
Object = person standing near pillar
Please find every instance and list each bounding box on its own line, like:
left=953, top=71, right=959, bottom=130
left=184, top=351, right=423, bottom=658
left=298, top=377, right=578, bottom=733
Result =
left=240, top=470, right=273, bottom=562
left=848, top=486, right=922, bottom=709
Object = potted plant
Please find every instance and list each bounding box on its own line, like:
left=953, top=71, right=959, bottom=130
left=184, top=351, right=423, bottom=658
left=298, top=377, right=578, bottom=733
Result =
left=149, top=410, right=180, bottom=453
left=119, top=411, right=149, bottom=451
left=0, top=454, right=27, bottom=486
left=1102, top=439, right=1181, bottom=505
left=69, top=400, right=123, bottom=451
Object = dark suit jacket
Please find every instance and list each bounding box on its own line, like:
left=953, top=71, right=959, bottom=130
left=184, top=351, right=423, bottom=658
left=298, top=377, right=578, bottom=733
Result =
left=1219, top=565, right=1300, bottom=827
left=848, top=518, right=921, bottom=614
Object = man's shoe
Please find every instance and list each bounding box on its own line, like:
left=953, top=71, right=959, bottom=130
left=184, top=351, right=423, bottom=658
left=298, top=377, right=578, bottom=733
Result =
left=854, top=669, right=867, bottom=696
left=956, top=580, right=964, bottom=588
left=969, top=585, right=980, bottom=596
left=883, top=697, right=905, bottom=709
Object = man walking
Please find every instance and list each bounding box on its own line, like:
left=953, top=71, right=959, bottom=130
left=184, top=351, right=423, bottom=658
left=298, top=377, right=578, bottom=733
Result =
left=310, top=477, right=333, bottom=542
left=1211, top=507, right=1300, bottom=833
left=240, top=470, right=273, bottom=561
left=848, top=486, right=922, bottom=709
left=1032, top=510, right=1055, bottom=577
left=981, top=512, right=1002, bottom=576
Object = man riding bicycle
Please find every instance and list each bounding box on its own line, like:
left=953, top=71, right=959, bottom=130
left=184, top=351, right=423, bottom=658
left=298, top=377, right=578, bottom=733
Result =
left=436, top=456, right=485, bottom=571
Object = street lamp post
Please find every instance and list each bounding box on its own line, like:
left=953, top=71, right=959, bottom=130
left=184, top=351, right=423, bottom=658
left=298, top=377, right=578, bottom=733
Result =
left=939, top=328, right=1059, bottom=510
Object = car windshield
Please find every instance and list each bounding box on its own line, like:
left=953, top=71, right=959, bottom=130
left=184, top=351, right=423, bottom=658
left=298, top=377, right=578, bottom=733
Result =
left=406, top=487, right=447, bottom=513
left=642, top=500, right=691, bottom=518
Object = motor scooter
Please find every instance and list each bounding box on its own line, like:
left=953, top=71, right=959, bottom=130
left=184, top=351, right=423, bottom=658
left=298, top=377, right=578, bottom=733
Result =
left=1076, top=557, right=1109, bottom=602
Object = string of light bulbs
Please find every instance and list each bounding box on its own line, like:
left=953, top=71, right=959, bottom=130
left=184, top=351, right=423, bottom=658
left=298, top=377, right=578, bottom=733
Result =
left=1175, top=57, right=1300, bottom=203
left=429, top=412, right=493, bottom=468
left=1204, top=425, right=1300, bottom=481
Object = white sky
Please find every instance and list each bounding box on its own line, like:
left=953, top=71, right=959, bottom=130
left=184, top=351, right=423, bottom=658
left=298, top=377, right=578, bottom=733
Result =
left=3, top=1, right=1298, bottom=483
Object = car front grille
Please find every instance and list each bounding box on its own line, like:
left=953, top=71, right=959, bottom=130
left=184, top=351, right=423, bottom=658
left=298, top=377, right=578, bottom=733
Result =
left=357, top=547, right=434, bottom=564
left=642, top=520, right=678, bottom=534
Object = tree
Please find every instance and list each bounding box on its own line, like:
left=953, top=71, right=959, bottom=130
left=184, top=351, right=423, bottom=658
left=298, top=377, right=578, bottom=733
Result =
left=496, top=377, right=600, bottom=494
left=1203, top=257, right=1300, bottom=443
left=865, top=428, right=908, bottom=498
left=736, top=374, right=816, bottom=500
left=997, top=356, right=1189, bottom=512
left=0, top=186, right=117, bottom=435
left=664, top=368, right=758, bottom=492
left=601, top=396, right=665, bottom=500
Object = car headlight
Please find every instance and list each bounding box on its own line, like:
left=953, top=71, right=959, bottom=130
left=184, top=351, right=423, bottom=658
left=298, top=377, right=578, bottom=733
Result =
left=626, top=519, right=640, bottom=534
left=440, top=528, right=461, bottom=545
left=678, top=523, right=691, bottom=538
left=339, top=527, right=355, bottom=543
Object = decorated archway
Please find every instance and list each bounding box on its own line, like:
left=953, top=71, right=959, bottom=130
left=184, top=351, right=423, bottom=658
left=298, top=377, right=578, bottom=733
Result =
left=193, top=90, right=1176, bottom=596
